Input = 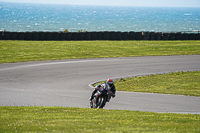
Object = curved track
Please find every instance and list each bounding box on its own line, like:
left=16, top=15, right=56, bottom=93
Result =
left=0, top=55, right=200, bottom=113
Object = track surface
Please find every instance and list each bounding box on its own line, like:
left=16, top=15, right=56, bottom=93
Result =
left=0, top=55, right=200, bottom=114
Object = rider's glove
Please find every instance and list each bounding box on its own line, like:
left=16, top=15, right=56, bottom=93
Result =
left=95, top=84, right=101, bottom=89
left=97, top=85, right=101, bottom=88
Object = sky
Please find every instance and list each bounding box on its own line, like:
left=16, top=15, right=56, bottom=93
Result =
left=0, top=0, right=200, bottom=7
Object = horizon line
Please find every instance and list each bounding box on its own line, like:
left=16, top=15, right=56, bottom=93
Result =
left=1, top=1, right=200, bottom=8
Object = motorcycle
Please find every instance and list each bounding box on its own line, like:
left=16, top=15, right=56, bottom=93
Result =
left=90, top=84, right=115, bottom=109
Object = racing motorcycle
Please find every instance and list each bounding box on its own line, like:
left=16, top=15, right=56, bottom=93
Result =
left=90, top=84, right=115, bottom=109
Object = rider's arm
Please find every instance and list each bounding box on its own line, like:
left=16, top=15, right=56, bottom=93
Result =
left=111, top=85, right=116, bottom=97
left=113, top=85, right=116, bottom=93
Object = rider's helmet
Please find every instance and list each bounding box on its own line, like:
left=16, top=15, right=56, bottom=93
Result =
left=107, top=78, right=113, bottom=87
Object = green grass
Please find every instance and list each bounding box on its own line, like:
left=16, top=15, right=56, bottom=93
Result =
left=0, top=40, right=200, bottom=63
left=1, top=106, right=199, bottom=133
left=114, top=71, right=200, bottom=97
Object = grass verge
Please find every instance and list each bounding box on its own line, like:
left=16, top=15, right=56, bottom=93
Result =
left=90, top=71, right=200, bottom=96
left=93, top=71, right=200, bottom=97
left=1, top=106, right=200, bottom=132
left=114, top=71, right=200, bottom=97
left=0, top=40, right=200, bottom=63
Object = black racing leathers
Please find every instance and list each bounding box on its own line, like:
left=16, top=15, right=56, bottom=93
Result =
left=90, top=83, right=116, bottom=100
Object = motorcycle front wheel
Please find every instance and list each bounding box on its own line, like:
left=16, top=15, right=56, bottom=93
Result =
left=98, top=96, right=106, bottom=108
left=91, top=96, right=106, bottom=108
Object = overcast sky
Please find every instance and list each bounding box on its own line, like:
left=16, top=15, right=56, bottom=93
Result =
left=0, top=0, right=200, bottom=7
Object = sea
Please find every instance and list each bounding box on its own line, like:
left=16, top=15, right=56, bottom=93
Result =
left=0, top=2, right=200, bottom=32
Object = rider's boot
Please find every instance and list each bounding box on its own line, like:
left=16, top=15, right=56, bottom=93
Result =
left=107, top=97, right=110, bottom=102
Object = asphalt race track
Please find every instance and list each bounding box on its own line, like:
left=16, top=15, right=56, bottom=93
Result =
left=0, top=55, right=200, bottom=114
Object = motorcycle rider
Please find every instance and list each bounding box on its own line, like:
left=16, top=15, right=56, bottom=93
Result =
left=90, top=78, right=116, bottom=101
